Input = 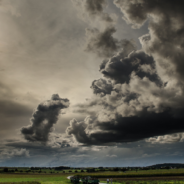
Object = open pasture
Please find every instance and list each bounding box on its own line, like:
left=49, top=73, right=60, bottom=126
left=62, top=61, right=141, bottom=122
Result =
left=1, top=169, right=184, bottom=184
left=76, top=169, right=184, bottom=178
left=0, top=173, right=69, bottom=184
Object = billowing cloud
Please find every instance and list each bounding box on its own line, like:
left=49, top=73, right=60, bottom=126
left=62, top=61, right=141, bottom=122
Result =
left=85, top=27, right=136, bottom=57
left=66, top=113, right=184, bottom=145
left=1, top=0, right=184, bottom=166
left=147, top=133, right=184, bottom=144
left=99, top=50, right=162, bottom=85
left=21, top=94, right=69, bottom=143
left=114, top=0, right=184, bottom=81
left=66, top=0, right=184, bottom=146
left=91, top=78, right=113, bottom=96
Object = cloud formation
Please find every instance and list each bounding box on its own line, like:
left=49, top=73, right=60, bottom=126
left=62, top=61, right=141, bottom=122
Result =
left=21, top=94, right=69, bottom=143
left=72, top=0, right=113, bottom=22
left=99, top=50, right=162, bottom=85
left=85, top=27, right=136, bottom=57
left=67, top=0, right=184, bottom=145
left=147, top=133, right=184, bottom=144
left=73, top=0, right=130, bottom=58
left=114, top=0, right=184, bottom=81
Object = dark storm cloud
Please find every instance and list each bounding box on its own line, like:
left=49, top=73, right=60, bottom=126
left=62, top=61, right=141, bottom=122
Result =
left=91, top=78, right=113, bottom=96
left=21, top=94, right=69, bottom=143
left=69, top=48, right=184, bottom=145
left=114, top=0, right=184, bottom=81
left=85, top=27, right=136, bottom=57
left=113, top=0, right=184, bottom=28
left=65, top=0, right=184, bottom=145
left=100, top=50, right=162, bottom=85
left=66, top=113, right=184, bottom=145
left=66, top=119, right=90, bottom=143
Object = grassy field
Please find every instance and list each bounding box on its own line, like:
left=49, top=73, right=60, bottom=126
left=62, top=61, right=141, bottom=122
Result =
left=0, top=173, right=70, bottom=184
left=75, top=169, right=184, bottom=178
left=0, top=169, right=184, bottom=184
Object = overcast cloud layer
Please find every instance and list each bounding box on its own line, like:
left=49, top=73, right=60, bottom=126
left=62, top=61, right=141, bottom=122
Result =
left=1, top=0, right=184, bottom=166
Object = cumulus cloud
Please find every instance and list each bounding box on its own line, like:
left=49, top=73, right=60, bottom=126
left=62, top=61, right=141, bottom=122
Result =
left=47, top=133, right=77, bottom=148
left=85, top=27, right=136, bottom=57
left=68, top=50, right=184, bottom=145
left=91, top=78, right=113, bottom=96
left=66, top=114, right=184, bottom=145
left=114, top=0, right=184, bottom=82
left=99, top=50, right=162, bottom=85
left=66, top=118, right=90, bottom=144
left=147, top=133, right=184, bottom=144
left=18, top=1, right=184, bottom=147
left=65, top=0, right=184, bottom=145
left=21, top=94, right=69, bottom=143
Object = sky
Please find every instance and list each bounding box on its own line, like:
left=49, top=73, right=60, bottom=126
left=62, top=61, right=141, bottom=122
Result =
left=1, top=0, right=184, bottom=167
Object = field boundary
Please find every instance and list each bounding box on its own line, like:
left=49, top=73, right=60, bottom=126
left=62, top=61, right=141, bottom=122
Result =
left=75, top=173, right=184, bottom=178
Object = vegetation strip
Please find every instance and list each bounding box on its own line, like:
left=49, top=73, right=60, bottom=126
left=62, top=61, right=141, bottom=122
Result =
left=76, top=173, right=184, bottom=178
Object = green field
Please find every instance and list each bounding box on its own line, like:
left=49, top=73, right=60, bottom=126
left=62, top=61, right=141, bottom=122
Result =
left=0, top=173, right=184, bottom=184
left=0, top=169, right=184, bottom=184
left=0, top=174, right=70, bottom=184
left=75, top=169, right=184, bottom=178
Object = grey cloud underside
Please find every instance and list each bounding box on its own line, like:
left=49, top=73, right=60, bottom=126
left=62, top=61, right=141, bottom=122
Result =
left=68, top=47, right=184, bottom=144
left=21, top=94, right=69, bottom=142
left=91, top=78, right=113, bottom=96
left=67, top=1, right=184, bottom=145
left=67, top=114, right=184, bottom=145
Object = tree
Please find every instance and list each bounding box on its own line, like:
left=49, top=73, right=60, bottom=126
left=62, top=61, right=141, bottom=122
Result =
left=3, top=168, right=8, bottom=172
